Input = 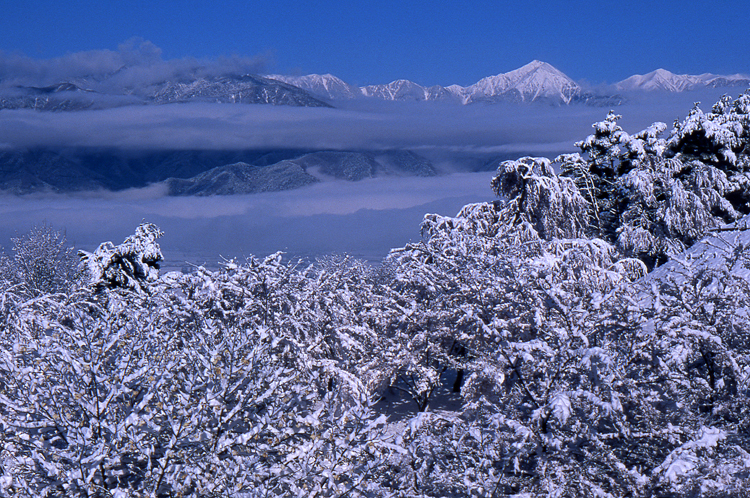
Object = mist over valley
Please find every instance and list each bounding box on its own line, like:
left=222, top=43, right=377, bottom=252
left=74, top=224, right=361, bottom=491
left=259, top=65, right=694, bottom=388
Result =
left=0, top=83, right=744, bottom=265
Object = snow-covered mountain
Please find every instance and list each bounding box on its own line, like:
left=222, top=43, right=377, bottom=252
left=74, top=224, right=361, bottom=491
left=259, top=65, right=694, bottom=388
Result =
left=0, top=74, right=332, bottom=111
left=355, top=61, right=583, bottom=104
left=616, top=68, right=750, bottom=92
left=455, top=60, right=582, bottom=104
left=0, top=83, right=102, bottom=111
left=274, top=61, right=602, bottom=105
left=270, top=62, right=750, bottom=106
left=148, top=74, right=331, bottom=107
left=4, top=62, right=749, bottom=113
left=267, top=74, right=361, bottom=101
left=361, top=79, right=456, bottom=102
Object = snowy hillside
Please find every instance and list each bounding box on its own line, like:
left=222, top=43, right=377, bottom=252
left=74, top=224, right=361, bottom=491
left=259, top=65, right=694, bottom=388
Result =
left=148, top=74, right=331, bottom=107
left=266, top=73, right=361, bottom=101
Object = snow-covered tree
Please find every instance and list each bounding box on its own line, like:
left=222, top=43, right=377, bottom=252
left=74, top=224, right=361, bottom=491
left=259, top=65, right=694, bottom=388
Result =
left=554, top=93, right=750, bottom=268
left=78, top=223, right=164, bottom=294
left=0, top=254, right=397, bottom=497
left=491, top=156, right=590, bottom=241
left=376, top=195, right=643, bottom=495
left=667, top=92, right=750, bottom=169
left=0, top=223, right=78, bottom=298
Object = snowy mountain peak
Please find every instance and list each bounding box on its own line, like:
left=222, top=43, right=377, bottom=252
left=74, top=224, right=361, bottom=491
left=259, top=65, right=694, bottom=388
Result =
left=460, top=60, right=581, bottom=104
left=352, top=61, right=584, bottom=104
left=513, top=60, right=561, bottom=75
left=616, top=68, right=699, bottom=92
left=360, top=79, right=442, bottom=101
left=266, top=73, right=360, bottom=101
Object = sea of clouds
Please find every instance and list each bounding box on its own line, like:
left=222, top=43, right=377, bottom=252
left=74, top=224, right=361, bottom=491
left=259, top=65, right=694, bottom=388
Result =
left=0, top=42, right=742, bottom=265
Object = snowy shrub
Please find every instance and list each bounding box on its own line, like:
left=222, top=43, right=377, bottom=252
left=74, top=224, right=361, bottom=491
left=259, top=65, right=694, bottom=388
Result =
left=0, top=223, right=78, bottom=298
left=78, top=223, right=164, bottom=294
left=0, top=251, right=396, bottom=497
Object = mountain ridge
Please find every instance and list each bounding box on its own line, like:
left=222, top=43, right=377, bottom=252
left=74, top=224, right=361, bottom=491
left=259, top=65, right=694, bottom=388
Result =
left=615, top=68, right=750, bottom=92
left=273, top=61, right=590, bottom=105
left=271, top=62, right=750, bottom=105
left=0, top=73, right=332, bottom=111
left=0, top=148, right=440, bottom=195
left=1, top=62, right=748, bottom=112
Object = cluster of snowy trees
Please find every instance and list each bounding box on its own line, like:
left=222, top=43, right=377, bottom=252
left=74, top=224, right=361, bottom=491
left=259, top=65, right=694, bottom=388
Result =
left=1, top=91, right=749, bottom=497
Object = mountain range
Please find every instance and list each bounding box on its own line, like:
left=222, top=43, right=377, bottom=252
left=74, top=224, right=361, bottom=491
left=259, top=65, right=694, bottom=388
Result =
left=0, top=148, right=439, bottom=196
left=1, top=62, right=748, bottom=196
left=271, top=61, right=750, bottom=105
left=2, top=61, right=748, bottom=112
left=271, top=61, right=612, bottom=105
left=615, top=68, right=750, bottom=92
left=0, top=74, right=332, bottom=111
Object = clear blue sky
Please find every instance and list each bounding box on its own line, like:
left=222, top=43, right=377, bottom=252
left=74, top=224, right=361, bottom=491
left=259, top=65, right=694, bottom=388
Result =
left=2, top=0, right=749, bottom=87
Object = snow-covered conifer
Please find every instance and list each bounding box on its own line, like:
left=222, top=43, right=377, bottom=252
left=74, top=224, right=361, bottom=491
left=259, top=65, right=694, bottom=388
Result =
left=491, top=156, right=589, bottom=240
left=78, top=223, right=163, bottom=294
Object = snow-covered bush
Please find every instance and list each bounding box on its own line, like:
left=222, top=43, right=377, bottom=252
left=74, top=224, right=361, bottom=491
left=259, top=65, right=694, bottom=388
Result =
left=78, top=223, right=164, bottom=294
left=0, top=249, right=396, bottom=497
left=0, top=223, right=78, bottom=298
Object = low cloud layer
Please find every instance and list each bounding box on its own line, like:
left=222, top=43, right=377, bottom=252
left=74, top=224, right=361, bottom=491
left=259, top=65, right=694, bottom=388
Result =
left=0, top=82, right=739, bottom=156
left=0, top=172, right=496, bottom=266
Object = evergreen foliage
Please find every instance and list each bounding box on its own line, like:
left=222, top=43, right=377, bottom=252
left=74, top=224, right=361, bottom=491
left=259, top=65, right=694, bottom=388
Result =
left=549, top=91, right=750, bottom=268
left=78, top=223, right=164, bottom=294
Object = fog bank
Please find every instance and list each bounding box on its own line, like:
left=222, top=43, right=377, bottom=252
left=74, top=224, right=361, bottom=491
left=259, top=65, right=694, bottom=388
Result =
left=0, top=172, right=495, bottom=267
left=1, top=87, right=739, bottom=154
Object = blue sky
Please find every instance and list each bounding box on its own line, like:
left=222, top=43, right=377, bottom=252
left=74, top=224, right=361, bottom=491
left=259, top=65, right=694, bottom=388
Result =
left=2, top=0, right=749, bottom=86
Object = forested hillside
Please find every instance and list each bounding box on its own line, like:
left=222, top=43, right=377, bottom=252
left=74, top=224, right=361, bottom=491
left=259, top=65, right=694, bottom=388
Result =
left=1, top=91, right=749, bottom=497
